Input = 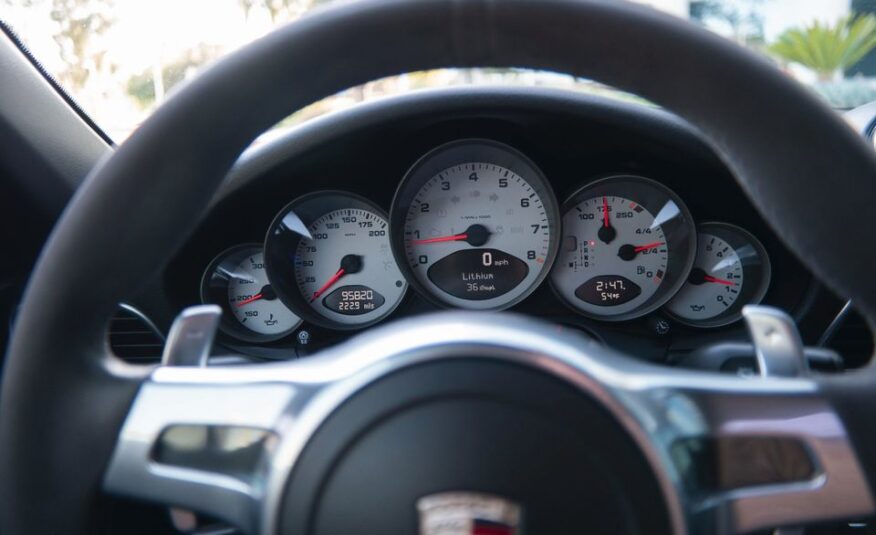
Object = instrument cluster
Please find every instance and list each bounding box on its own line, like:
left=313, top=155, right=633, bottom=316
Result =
left=199, top=138, right=772, bottom=344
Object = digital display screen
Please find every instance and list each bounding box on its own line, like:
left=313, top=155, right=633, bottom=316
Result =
left=323, top=285, right=385, bottom=315
left=575, top=275, right=641, bottom=306
left=427, top=248, right=529, bottom=301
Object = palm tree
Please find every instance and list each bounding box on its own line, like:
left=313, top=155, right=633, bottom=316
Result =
left=769, top=15, right=876, bottom=81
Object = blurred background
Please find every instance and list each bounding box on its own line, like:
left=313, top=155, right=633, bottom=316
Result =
left=3, top=0, right=876, bottom=142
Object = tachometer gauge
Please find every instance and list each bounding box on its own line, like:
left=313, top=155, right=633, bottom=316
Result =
left=201, top=244, right=302, bottom=342
left=665, top=223, right=770, bottom=327
left=264, top=191, right=407, bottom=329
left=551, top=175, right=696, bottom=321
left=390, top=139, right=560, bottom=310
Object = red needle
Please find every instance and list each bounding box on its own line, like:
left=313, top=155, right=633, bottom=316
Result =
left=633, top=241, right=665, bottom=252
left=602, top=196, right=610, bottom=228
left=703, top=274, right=737, bottom=286
left=310, top=268, right=345, bottom=302
left=413, top=233, right=469, bottom=245
left=235, top=293, right=263, bottom=307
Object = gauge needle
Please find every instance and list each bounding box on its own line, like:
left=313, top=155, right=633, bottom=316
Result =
left=235, top=285, right=277, bottom=307
left=617, top=241, right=665, bottom=261
left=703, top=274, right=737, bottom=286
left=688, top=268, right=738, bottom=286
left=413, top=234, right=468, bottom=244
left=236, top=293, right=263, bottom=307
left=633, top=241, right=665, bottom=252
left=310, top=268, right=345, bottom=302
left=310, top=254, right=363, bottom=303
left=412, top=224, right=490, bottom=247
left=597, top=197, right=616, bottom=244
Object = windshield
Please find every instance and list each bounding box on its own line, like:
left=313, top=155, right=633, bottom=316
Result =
left=2, top=0, right=873, bottom=142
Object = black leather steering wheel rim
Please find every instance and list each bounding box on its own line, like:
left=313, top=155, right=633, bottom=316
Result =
left=4, top=0, right=876, bottom=532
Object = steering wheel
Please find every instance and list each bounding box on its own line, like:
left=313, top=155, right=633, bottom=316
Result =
left=4, top=0, right=876, bottom=533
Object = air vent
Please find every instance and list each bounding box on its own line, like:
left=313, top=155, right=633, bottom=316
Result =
left=108, top=304, right=165, bottom=364
left=823, top=305, right=874, bottom=369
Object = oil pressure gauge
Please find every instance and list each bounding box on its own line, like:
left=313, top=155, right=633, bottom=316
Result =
left=665, top=222, right=770, bottom=327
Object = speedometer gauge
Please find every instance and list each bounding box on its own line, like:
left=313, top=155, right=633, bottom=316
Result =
left=390, top=139, right=560, bottom=310
left=265, top=191, right=407, bottom=329
left=551, top=175, right=696, bottom=321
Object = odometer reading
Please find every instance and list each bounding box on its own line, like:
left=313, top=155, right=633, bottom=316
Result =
left=323, top=285, right=386, bottom=315
left=391, top=140, right=559, bottom=310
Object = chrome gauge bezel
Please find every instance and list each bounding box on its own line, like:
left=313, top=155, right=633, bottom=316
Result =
left=264, top=191, right=408, bottom=330
left=200, top=243, right=302, bottom=343
left=550, top=174, right=697, bottom=322
left=664, top=222, right=771, bottom=328
left=389, top=138, right=561, bottom=310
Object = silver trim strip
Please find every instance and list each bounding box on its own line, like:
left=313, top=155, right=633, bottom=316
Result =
left=117, top=303, right=166, bottom=341
left=818, top=300, right=854, bottom=348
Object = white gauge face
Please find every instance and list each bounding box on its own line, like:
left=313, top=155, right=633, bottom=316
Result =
left=294, top=207, right=407, bottom=327
left=398, top=158, right=558, bottom=310
left=666, top=233, right=743, bottom=321
left=664, top=223, right=770, bottom=328
left=552, top=196, right=668, bottom=316
left=227, top=252, right=301, bottom=335
left=550, top=175, right=696, bottom=321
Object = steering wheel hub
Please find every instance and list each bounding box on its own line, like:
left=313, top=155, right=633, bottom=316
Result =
left=279, top=358, right=671, bottom=534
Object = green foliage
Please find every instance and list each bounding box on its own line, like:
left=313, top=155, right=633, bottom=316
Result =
left=769, top=15, right=876, bottom=80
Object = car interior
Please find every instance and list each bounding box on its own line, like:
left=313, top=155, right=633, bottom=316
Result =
left=2, top=0, right=876, bottom=534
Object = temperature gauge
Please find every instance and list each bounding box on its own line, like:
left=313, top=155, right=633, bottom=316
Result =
left=550, top=175, right=696, bottom=321
left=665, top=223, right=770, bottom=327
left=201, top=244, right=302, bottom=342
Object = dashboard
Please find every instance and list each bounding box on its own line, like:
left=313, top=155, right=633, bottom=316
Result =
left=160, top=88, right=840, bottom=366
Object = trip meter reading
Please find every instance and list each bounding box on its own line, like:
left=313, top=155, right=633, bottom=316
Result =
left=265, top=192, right=407, bottom=329
left=665, top=222, right=770, bottom=327
left=390, top=139, right=560, bottom=310
left=551, top=175, right=696, bottom=321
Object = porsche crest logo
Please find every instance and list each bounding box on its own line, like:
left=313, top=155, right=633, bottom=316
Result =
left=417, top=491, right=522, bottom=535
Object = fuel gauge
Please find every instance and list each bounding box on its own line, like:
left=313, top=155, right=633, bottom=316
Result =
left=665, top=223, right=770, bottom=327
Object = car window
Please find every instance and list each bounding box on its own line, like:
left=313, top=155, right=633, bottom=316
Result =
left=2, top=0, right=874, bottom=142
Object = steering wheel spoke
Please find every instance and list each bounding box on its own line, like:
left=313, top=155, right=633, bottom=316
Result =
left=103, top=365, right=315, bottom=532
left=642, top=374, right=874, bottom=532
